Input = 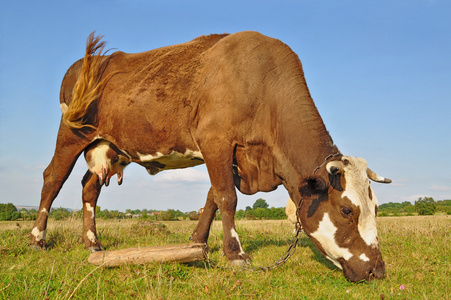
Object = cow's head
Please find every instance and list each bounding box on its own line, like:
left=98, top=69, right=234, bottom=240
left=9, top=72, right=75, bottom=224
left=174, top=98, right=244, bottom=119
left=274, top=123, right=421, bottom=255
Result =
left=297, top=156, right=391, bottom=282
left=84, top=141, right=130, bottom=186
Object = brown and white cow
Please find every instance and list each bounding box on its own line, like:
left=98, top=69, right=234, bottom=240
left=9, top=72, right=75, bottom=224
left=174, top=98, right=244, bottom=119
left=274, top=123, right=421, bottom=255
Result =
left=31, top=31, right=391, bottom=282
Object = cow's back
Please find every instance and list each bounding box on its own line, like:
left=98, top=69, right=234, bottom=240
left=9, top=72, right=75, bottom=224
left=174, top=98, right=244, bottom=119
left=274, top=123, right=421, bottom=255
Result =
left=194, top=31, right=306, bottom=140
left=91, top=34, right=229, bottom=156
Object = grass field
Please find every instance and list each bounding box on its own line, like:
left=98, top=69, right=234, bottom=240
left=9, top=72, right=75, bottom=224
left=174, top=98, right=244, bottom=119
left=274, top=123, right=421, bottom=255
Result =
left=0, top=216, right=449, bottom=299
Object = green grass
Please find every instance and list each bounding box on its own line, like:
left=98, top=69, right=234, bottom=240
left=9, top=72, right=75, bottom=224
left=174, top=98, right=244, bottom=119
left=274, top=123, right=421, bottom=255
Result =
left=1, top=216, right=449, bottom=299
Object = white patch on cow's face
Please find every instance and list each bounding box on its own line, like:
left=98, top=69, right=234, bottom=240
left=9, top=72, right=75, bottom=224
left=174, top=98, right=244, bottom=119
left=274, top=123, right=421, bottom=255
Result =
left=86, top=230, right=97, bottom=244
left=340, top=156, right=378, bottom=247
left=31, top=227, right=46, bottom=241
left=137, top=149, right=204, bottom=175
left=230, top=228, right=245, bottom=255
left=85, top=203, right=95, bottom=219
left=359, top=253, right=370, bottom=262
left=310, top=213, right=353, bottom=269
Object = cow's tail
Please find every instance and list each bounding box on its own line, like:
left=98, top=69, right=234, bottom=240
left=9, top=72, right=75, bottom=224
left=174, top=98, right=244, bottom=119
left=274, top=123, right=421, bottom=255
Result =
left=62, top=32, right=108, bottom=130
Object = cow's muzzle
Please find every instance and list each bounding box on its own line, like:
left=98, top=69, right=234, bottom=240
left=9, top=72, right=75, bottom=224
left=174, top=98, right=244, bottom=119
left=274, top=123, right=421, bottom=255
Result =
left=367, top=260, right=386, bottom=281
left=340, top=258, right=386, bottom=282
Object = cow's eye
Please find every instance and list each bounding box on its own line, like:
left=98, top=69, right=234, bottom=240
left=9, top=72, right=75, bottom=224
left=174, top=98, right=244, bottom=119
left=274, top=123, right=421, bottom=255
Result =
left=341, top=207, right=352, bottom=216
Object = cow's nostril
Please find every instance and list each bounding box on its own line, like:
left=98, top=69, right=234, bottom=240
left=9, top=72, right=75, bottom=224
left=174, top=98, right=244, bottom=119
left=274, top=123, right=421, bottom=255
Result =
left=369, top=267, right=386, bottom=280
left=368, top=269, right=376, bottom=281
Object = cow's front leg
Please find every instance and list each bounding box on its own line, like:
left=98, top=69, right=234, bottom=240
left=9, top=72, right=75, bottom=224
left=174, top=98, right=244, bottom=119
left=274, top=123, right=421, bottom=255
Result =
left=81, top=171, right=104, bottom=251
left=201, top=147, right=250, bottom=265
left=215, top=186, right=250, bottom=265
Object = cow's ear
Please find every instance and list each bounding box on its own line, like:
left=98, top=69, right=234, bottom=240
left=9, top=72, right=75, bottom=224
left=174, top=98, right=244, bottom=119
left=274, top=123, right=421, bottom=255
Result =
left=328, top=173, right=343, bottom=191
left=299, top=176, right=329, bottom=218
left=299, top=176, right=328, bottom=197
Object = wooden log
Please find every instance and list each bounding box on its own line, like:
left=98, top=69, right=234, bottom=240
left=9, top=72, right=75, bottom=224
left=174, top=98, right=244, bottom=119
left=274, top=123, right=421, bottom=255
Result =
left=88, top=243, right=207, bottom=267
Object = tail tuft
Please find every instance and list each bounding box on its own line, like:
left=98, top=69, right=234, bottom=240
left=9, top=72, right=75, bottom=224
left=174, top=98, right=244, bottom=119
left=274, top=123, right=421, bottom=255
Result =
left=63, top=32, right=108, bottom=130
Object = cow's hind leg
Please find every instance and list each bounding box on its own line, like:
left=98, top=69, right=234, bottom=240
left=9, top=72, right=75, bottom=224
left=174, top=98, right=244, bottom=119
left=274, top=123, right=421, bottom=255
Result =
left=191, top=187, right=218, bottom=244
left=30, top=125, right=92, bottom=249
left=81, top=171, right=104, bottom=251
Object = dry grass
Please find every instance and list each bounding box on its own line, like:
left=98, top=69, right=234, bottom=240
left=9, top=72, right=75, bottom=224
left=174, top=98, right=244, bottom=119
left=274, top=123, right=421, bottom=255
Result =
left=0, top=216, right=449, bottom=299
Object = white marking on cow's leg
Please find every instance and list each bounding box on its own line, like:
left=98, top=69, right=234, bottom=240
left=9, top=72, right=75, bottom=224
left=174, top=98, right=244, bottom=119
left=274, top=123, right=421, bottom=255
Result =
left=40, top=208, right=48, bottom=215
left=31, top=227, right=47, bottom=241
left=230, top=228, right=245, bottom=255
left=359, top=253, right=370, bottom=262
left=85, top=203, right=95, bottom=219
left=310, top=213, right=353, bottom=269
left=86, top=230, right=97, bottom=244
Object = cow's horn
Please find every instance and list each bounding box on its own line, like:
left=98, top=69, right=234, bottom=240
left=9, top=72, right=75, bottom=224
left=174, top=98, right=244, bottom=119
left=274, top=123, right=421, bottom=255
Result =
left=367, top=168, right=392, bottom=183
left=326, top=161, right=343, bottom=175
left=118, top=172, right=123, bottom=185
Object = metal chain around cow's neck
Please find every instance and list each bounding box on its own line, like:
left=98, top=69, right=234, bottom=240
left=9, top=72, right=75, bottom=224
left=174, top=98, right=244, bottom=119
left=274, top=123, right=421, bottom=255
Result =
left=203, top=152, right=341, bottom=271
left=312, top=152, right=342, bottom=175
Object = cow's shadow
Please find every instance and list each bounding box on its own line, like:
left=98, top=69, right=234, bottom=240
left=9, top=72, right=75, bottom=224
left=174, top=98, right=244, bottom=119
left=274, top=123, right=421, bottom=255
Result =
left=297, top=235, right=339, bottom=270
left=245, top=234, right=338, bottom=271
left=202, top=233, right=338, bottom=271
left=41, top=223, right=337, bottom=272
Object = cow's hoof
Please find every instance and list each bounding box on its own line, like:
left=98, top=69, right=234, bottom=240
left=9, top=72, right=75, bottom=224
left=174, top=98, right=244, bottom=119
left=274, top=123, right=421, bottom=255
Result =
left=199, top=243, right=210, bottom=253
left=88, top=245, right=104, bottom=252
left=230, top=256, right=251, bottom=268
left=29, top=244, right=46, bottom=251
left=30, top=239, right=47, bottom=250
left=230, top=259, right=246, bottom=268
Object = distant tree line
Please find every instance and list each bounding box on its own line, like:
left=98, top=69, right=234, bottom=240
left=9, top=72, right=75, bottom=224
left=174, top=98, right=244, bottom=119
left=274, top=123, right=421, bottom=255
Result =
left=378, top=197, right=450, bottom=216
left=2, top=197, right=449, bottom=221
left=74, top=207, right=188, bottom=221
left=235, top=198, right=286, bottom=220
left=0, top=199, right=284, bottom=221
left=0, top=203, right=21, bottom=221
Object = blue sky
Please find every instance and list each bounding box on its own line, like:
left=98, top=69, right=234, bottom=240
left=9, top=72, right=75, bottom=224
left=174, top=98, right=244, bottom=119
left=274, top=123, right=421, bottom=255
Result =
left=1, top=1, right=450, bottom=212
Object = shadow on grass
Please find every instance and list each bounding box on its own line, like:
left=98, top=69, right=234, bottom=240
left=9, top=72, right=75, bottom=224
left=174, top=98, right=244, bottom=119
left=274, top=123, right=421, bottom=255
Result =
left=206, top=232, right=338, bottom=271
left=44, top=229, right=83, bottom=251
left=298, top=235, right=338, bottom=271
left=39, top=222, right=337, bottom=273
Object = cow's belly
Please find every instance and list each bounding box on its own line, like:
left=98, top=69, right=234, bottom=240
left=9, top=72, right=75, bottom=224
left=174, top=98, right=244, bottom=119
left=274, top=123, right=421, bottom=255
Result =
left=136, top=150, right=205, bottom=175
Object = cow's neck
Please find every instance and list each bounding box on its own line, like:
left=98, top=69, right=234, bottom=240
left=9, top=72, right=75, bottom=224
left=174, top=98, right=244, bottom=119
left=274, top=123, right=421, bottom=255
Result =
left=274, top=93, right=339, bottom=200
